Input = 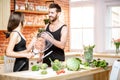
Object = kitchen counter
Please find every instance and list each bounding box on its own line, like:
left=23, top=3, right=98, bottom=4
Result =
left=65, top=52, right=120, bottom=58
left=0, top=66, right=111, bottom=80
left=0, top=52, right=115, bottom=80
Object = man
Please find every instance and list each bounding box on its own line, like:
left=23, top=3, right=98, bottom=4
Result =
left=40, top=3, right=68, bottom=66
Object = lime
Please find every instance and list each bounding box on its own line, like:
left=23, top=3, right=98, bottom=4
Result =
left=31, top=65, right=40, bottom=71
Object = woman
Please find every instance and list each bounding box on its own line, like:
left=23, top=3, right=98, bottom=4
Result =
left=5, top=12, right=34, bottom=72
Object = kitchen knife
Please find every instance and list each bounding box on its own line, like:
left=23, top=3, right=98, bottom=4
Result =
left=42, top=50, right=53, bottom=59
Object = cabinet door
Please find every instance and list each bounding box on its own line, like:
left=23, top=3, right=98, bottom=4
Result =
left=0, top=64, right=4, bottom=73
left=0, top=0, right=10, bottom=30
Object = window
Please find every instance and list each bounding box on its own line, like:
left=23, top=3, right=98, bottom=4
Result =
left=70, top=0, right=120, bottom=53
left=105, top=6, right=120, bottom=51
left=70, top=3, right=94, bottom=51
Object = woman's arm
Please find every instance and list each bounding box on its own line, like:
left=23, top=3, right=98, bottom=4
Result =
left=6, top=32, right=33, bottom=58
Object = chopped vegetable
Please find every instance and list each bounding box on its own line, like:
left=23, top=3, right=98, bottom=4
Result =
left=56, top=69, right=65, bottom=75
left=41, top=70, right=47, bottom=75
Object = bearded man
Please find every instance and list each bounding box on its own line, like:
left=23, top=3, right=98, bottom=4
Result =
left=39, top=3, right=68, bottom=66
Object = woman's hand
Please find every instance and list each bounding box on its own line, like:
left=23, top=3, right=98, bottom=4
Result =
left=26, top=52, right=34, bottom=59
left=37, top=53, right=43, bottom=63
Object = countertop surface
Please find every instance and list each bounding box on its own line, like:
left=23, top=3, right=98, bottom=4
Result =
left=0, top=65, right=111, bottom=80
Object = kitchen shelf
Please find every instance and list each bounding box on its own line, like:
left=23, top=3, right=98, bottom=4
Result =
left=45, top=0, right=54, bottom=2
left=15, top=10, right=48, bottom=15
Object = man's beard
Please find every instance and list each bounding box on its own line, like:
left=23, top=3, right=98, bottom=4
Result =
left=49, top=15, right=57, bottom=23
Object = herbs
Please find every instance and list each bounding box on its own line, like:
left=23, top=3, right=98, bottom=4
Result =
left=83, top=45, right=95, bottom=52
left=83, top=45, right=95, bottom=62
left=83, top=58, right=109, bottom=69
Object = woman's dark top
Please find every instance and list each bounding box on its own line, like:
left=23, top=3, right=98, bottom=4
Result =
left=43, top=24, right=66, bottom=66
left=12, top=31, right=29, bottom=72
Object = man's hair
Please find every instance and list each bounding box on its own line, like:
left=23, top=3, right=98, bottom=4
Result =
left=49, top=3, right=61, bottom=12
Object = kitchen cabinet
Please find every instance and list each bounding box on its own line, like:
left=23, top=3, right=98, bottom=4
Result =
left=0, top=64, right=4, bottom=73
left=0, top=0, right=10, bottom=30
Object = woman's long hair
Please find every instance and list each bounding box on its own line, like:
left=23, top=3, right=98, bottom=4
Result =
left=5, top=12, right=24, bottom=38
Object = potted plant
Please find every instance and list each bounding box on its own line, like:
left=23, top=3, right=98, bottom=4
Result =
left=44, top=19, right=49, bottom=25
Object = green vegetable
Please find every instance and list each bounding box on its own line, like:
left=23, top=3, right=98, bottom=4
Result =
left=83, top=62, right=90, bottom=67
left=31, top=65, right=40, bottom=71
left=41, top=70, right=47, bottom=75
left=90, top=59, right=108, bottom=69
left=49, top=58, right=65, bottom=71
left=52, top=63, right=60, bottom=71
left=40, top=63, right=48, bottom=70
left=83, top=45, right=95, bottom=51
left=66, top=57, right=81, bottom=71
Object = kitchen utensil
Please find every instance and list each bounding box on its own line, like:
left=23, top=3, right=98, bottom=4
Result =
left=42, top=50, right=53, bottom=59
left=32, top=31, right=53, bottom=55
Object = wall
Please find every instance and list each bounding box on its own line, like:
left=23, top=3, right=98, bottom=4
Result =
left=0, top=0, right=70, bottom=56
